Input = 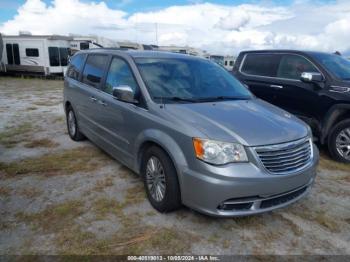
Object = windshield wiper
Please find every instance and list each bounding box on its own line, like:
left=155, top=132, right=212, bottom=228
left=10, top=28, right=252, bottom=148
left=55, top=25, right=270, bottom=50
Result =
left=153, top=96, right=199, bottom=103
left=197, top=96, right=250, bottom=102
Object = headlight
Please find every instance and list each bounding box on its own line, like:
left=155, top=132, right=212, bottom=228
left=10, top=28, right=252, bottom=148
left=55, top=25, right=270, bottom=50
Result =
left=193, top=138, right=248, bottom=165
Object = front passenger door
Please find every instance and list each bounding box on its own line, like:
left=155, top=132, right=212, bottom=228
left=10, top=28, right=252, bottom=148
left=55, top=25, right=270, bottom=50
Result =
left=93, top=56, right=142, bottom=165
left=274, top=54, right=327, bottom=131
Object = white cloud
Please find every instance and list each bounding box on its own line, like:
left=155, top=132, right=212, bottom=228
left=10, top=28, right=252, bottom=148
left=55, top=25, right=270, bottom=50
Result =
left=1, top=0, right=350, bottom=55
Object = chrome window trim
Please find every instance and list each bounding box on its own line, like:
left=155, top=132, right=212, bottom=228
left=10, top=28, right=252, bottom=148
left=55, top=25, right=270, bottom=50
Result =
left=239, top=53, right=325, bottom=82
left=253, top=136, right=314, bottom=175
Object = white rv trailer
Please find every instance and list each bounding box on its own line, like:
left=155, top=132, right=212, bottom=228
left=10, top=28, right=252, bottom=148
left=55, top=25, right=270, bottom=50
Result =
left=223, top=56, right=235, bottom=71
left=1, top=34, right=72, bottom=75
left=69, top=35, right=120, bottom=54
left=209, top=55, right=225, bottom=66
left=158, top=45, right=207, bottom=57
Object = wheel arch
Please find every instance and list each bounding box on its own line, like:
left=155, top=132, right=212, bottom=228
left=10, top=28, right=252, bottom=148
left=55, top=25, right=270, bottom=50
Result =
left=321, top=103, right=350, bottom=144
left=134, top=129, right=188, bottom=186
left=64, top=101, right=72, bottom=113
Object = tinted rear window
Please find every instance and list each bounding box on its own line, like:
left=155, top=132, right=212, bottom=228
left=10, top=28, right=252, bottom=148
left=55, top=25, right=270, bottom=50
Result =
left=241, top=53, right=280, bottom=77
left=80, top=42, right=89, bottom=50
left=82, top=54, right=108, bottom=88
left=67, top=53, right=86, bottom=80
left=48, top=47, right=59, bottom=66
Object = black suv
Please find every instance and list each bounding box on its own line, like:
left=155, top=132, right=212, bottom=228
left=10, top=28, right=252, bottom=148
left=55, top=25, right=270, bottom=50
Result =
left=233, top=50, right=350, bottom=163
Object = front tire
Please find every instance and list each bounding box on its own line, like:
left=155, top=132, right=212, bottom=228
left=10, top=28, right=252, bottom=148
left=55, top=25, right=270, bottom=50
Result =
left=66, top=105, right=85, bottom=141
left=141, top=146, right=182, bottom=212
left=328, top=119, right=350, bottom=163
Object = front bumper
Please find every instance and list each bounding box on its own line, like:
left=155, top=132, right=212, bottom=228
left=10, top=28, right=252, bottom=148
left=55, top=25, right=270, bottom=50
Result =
left=180, top=144, right=319, bottom=217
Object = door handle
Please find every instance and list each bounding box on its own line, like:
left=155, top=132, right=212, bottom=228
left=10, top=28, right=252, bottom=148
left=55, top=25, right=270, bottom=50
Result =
left=270, top=85, right=283, bottom=89
left=90, top=96, right=97, bottom=102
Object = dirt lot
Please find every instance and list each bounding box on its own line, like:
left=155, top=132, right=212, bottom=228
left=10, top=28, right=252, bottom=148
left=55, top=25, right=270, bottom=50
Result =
left=0, top=77, right=349, bottom=255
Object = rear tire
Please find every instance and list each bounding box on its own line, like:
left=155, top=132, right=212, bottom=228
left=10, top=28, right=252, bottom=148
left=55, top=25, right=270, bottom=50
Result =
left=328, top=119, right=350, bottom=163
left=141, top=146, right=182, bottom=212
left=66, top=105, right=85, bottom=141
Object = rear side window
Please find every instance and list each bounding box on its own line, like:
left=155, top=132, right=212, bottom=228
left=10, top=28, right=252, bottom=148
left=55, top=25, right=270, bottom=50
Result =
left=241, top=53, right=280, bottom=77
left=80, top=42, right=89, bottom=50
left=67, top=53, right=86, bottom=80
left=26, top=48, right=39, bottom=57
left=82, top=54, right=108, bottom=88
left=48, top=47, right=59, bottom=66
left=103, top=57, right=138, bottom=95
left=277, top=54, right=319, bottom=80
left=59, top=48, right=69, bottom=66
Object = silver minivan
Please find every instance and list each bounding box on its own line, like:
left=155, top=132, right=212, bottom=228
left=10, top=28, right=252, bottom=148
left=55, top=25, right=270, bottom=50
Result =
left=64, top=49, right=319, bottom=217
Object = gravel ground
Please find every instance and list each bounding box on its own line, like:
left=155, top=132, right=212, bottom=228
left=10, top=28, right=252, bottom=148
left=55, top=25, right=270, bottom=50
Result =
left=0, top=77, right=349, bottom=255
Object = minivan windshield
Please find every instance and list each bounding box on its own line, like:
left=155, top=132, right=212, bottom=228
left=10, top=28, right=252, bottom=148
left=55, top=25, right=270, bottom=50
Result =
left=312, top=53, right=350, bottom=81
left=135, top=57, right=252, bottom=103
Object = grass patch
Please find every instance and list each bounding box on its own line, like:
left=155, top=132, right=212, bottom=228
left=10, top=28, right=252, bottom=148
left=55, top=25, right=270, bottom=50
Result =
left=290, top=204, right=341, bottom=233
left=318, top=152, right=350, bottom=173
left=16, top=196, right=197, bottom=254
left=16, top=200, right=84, bottom=231
left=25, top=106, right=37, bottom=111
left=273, top=213, right=303, bottom=236
left=233, top=215, right=265, bottom=229
left=122, top=183, right=146, bottom=207
left=0, top=122, right=35, bottom=148
left=55, top=223, right=197, bottom=255
left=327, top=173, right=350, bottom=183
left=32, top=100, right=61, bottom=107
left=53, top=116, right=65, bottom=124
left=23, top=138, right=59, bottom=148
left=55, top=225, right=110, bottom=255
left=16, top=187, right=42, bottom=198
left=0, top=186, right=11, bottom=196
left=0, top=77, right=63, bottom=92
left=93, top=177, right=114, bottom=192
left=0, top=147, right=110, bottom=176
left=92, top=198, right=123, bottom=219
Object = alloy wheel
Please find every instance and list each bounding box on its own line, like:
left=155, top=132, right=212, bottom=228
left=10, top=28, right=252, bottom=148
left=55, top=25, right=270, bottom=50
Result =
left=336, top=127, right=350, bottom=160
left=146, top=156, right=166, bottom=202
left=68, top=110, right=76, bottom=137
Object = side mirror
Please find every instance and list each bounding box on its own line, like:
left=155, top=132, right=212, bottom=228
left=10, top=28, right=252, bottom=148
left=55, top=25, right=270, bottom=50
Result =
left=300, top=72, right=324, bottom=83
left=112, top=85, right=138, bottom=104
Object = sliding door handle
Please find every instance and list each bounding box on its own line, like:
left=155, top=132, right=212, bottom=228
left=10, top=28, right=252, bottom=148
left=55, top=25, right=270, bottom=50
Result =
left=270, top=85, right=283, bottom=89
left=98, top=100, right=107, bottom=106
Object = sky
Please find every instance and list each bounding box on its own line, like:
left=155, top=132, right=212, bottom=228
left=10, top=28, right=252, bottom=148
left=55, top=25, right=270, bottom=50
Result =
left=0, top=0, right=349, bottom=55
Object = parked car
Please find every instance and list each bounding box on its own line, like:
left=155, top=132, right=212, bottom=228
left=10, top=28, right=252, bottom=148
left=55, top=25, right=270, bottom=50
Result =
left=64, top=49, right=319, bottom=217
left=233, top=50, right=350, bottom=163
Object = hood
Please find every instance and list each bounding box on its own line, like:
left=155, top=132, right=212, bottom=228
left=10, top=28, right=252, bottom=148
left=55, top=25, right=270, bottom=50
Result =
left=163, top=99, right=309, bottom=146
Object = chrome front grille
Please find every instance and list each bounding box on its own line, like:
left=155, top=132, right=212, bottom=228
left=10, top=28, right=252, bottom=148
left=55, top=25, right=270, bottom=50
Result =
left=255, top=137, right=313, bottom=174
